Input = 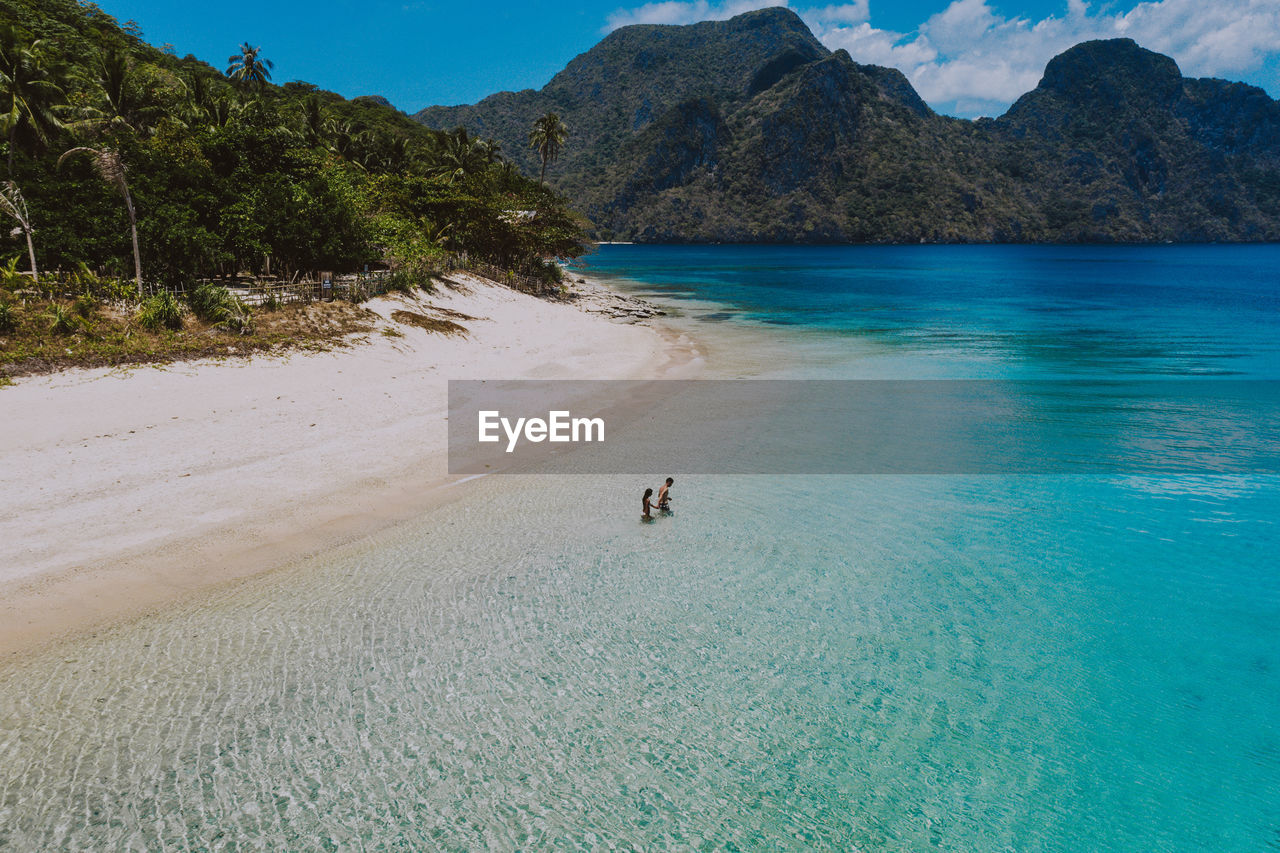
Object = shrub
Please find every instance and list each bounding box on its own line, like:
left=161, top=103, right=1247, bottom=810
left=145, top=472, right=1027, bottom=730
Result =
left=48, top=304, right=81, bottom=336
left=0, top=300, right=14, bottom=333
left=66, top=264, right=134, bottom=304
left=73, top=294, right=98, bottom=319
left=384, top=269, right=425, bottom=294
left=136, top=291, right=184, bottom=331
left=188, top=283, right=253, bottom=333
left=188, top=283, right=231, bottom=321
left=104, top=278, right=137, bottom=303
left=0, top=257, right=25, bottom=291
left=219, top=303, right=253, bottom=335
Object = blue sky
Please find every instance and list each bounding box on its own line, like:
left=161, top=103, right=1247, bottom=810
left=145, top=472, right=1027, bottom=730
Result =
left=96, top=0, right=1280, bottom=117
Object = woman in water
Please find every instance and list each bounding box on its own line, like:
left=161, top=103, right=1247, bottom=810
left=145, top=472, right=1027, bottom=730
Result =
left=642, top=487, right=658, bottom=521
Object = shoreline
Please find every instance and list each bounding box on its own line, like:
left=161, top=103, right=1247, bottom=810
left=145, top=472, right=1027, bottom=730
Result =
left=0, top=273, right=704, bottom=661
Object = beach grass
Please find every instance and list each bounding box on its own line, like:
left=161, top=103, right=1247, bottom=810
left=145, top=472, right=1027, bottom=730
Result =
left=390, top=309, right=469, bottom=337
left=0, top=294, right=380, bottom=378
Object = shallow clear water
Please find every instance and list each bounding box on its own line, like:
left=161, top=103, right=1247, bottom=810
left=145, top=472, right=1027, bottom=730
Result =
left=3, top=245, right=1279, bottom=850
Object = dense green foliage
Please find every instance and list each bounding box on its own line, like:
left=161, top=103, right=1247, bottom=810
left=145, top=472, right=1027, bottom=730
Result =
left=0, top=0, right=590, bottom=289
left=418, top=7, right=1280, bottom=243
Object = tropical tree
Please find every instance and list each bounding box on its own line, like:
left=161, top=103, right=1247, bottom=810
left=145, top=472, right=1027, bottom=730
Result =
left=182, top=69, right=214, bottom=123
left=528, top=111, right=567, bottom=186
left=225, top=43, right=273, bottom=91
left=297, top=94, right=326, bottom=147
left=181, top=69, right=240, bottom=128
left=60, top=46, right=158, bottom=295
left=373, top=135, right=419, bottom=173
left=323, top=118, right=366, bottom=165
left=0, top=25, right=65, bottom=177
left=79, top=45, right=155, bottom=136
left=205, top=93, right=240, bottom=128
left=0, top=179, right=37, bottom=280
left=59, top=146, right=142, bottom=295
left=431, top=128, right=500, bottom=185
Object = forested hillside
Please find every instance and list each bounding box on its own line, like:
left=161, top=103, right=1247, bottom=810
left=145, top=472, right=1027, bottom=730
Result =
left=417, top=7, right=1280, bottom=243
left=0, top=0, right=588, bottom=287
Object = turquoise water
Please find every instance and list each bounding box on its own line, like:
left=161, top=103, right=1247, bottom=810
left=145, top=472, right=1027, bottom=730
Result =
left=576, top=244, right=1280, bottom=379
left=2, top=246, right=1278, bottom=850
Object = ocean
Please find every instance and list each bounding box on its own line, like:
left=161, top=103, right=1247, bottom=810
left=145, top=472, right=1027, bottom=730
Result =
left=2, top=245, right=1277, bottom=850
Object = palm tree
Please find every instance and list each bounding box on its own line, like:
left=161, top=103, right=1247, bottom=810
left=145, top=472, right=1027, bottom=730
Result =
left=225, top=43, right=273, bottom=91
left=80, top=45, right=153, bottom=136
left=430, top=128, right=501, bottom=185
left=181, top=68, right=231, bottom=127
left=377, top=135, right=419, bottom=173
left=476, top=136, right=501, bottom=163
left=0, top=180, right=37, bottom=281
left=0, top=25, right=65, bottom=177
left=324, top=117, right=362, bottom=163
left=183, top=69, right=211, bottom=121
left=528, top=111, right=567, bottom=185
left=60, top=46, right=153, bottom=295
left=353, top=129, right=385, bottom=171
left=59, top=146, right=142, bottom=295
left=205, top=92, right=240, bottom=128
left=421, top=219, right=452, bottom=249
left=298, top=94, right=326, bottom=146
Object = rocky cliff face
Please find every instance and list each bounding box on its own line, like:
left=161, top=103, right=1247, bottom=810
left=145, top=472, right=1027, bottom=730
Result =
left=416, top=9, right=1280, bottom=243
left=992, top=39, right=1280, bottom=241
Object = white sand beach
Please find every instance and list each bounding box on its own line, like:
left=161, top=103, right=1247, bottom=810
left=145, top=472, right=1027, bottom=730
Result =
left=0, top=274, right=701, bottom=658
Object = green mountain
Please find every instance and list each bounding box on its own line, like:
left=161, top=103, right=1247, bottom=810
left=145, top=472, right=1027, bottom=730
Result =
left=415, top=7, right=1280, bottom=243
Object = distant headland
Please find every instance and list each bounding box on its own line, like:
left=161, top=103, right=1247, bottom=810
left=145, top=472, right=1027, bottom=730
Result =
left=417, top=7, right=1280, bottom=245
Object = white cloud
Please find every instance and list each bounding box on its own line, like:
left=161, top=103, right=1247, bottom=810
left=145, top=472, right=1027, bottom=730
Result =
left=804, top=0, right=1280, bottom=116
left=1117, top=0, right=1280, bottom=76
left=605, top=0, right=1280, bottom=116
left=924, top=0, right=1006, bottom=52
left=605, top=0, right=787, bottom=31
left=804, top=2, right=870, bottom=25
left=816, top=21, right=936, bottom=68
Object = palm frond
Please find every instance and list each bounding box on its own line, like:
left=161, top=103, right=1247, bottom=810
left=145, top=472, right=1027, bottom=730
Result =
left=0, top=180, right=31, bottom=228
left=58, top=146, right=128, bottom=197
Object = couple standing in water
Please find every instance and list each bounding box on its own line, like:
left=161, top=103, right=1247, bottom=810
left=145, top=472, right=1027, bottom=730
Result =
left=642, top=478, right=674, bottom=521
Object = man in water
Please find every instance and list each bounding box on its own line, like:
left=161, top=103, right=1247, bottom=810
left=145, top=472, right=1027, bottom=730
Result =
left=656, top=477, right=674, bottom=512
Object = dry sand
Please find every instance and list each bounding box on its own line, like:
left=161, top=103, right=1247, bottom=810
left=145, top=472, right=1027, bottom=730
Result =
left=0, top=274, right=703, bottom=659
